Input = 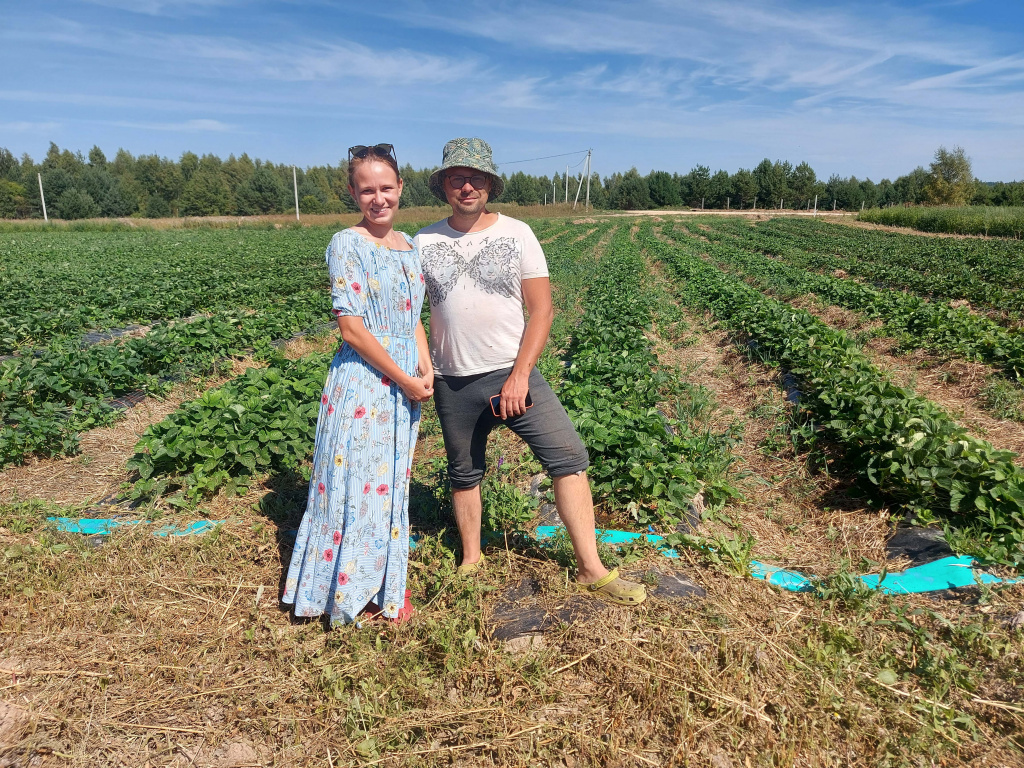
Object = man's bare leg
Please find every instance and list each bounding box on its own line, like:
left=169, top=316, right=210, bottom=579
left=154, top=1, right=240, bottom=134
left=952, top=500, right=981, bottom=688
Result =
left=551, top=471, right=610, bottom=584
left=453, top=485, right=484, bottom=567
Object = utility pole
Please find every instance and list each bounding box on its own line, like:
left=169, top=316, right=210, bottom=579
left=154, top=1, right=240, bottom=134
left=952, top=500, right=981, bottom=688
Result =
left=292, top=166, right=300, bottom=222
left=38, top=173, right=47, bottom=222
left=565, top=165, right=569, bottom=205
left=727, top=197, right=730, bottom=210
left=572, top=170, right=584, bottom=209
left=584, top=150, right=592, bottom=211
left=552, top=179, right=555, bottom=204
left=813, top=194, right=818, bottom=216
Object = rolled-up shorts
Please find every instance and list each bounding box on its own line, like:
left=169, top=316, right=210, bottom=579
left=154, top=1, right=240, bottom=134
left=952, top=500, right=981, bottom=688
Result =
left=432, top=366, right=589, bottom=489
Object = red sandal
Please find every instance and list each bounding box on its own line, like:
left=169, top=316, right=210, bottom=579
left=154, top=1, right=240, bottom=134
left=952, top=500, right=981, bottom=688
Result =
left=362, top=589, right=414, bottom=624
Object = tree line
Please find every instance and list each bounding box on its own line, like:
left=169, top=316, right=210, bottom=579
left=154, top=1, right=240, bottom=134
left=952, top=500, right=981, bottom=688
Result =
left=0, top=142, right=1020, bottom=220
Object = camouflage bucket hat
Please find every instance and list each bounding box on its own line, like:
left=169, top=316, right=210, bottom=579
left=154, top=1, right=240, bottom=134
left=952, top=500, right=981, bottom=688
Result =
left=428, top=137, right=505, bottom=201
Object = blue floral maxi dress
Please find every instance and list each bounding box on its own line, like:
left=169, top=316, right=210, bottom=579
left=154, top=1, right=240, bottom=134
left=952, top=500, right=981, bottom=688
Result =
left=282, top=229, right=425, bottom=624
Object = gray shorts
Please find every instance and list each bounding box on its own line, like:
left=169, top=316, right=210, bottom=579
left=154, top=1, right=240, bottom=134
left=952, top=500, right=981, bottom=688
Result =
left=432, top=366, right=589, bottom=489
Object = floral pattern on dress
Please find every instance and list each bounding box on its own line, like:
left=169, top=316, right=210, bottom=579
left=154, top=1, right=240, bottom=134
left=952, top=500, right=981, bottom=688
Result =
left=281, top=228, right=424, bottom=625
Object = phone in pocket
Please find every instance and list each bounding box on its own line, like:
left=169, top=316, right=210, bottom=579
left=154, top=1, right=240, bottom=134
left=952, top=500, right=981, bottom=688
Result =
left=490, top=391, right=533, bottom=417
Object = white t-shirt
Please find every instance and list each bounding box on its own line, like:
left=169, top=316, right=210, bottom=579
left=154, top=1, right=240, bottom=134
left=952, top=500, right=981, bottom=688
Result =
left=414, top=213, right=549, bottom=376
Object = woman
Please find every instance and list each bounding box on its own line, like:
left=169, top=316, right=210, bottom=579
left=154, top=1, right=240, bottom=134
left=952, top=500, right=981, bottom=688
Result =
left=282, top=143, right=433, bottom=626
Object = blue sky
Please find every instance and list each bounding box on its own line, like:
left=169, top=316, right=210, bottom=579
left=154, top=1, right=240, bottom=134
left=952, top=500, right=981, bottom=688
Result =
left=2, top=0, right=1023, bottom=181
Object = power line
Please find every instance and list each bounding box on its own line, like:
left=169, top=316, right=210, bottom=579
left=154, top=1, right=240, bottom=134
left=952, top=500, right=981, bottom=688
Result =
left=498, top=149, right=590, bottom=165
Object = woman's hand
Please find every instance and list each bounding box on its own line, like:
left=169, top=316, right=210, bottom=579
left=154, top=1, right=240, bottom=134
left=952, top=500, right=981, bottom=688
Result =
left=417, top=359, right=434, bottom=393
left=400, top=375, right=434, bottom=403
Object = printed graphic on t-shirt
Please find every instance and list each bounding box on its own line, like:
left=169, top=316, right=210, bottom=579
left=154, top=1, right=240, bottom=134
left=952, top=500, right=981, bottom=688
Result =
left=420, top=236, right=519, bottom=306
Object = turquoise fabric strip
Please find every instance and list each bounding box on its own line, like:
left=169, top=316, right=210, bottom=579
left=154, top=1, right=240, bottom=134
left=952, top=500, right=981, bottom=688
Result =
left=47, top=518, right=1021, bottom=594
left=48, top=517, right=222, bottom=537
left=533, top=525, right=1021, bottom=594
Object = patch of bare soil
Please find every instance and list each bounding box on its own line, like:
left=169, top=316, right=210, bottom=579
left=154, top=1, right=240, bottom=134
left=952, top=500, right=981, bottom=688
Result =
left=539, top=226, right=571, bottom=244
left=0, top=700, right=31, bottom=747
left=571, top=226, right=598, bottom=244
left=789, top=294, right=884, bottom=335
left=0, top=334, right=338, bottom=508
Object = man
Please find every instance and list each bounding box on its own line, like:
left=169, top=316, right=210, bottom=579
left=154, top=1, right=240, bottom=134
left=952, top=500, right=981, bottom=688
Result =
left=414, top=137, right=646, bottom=606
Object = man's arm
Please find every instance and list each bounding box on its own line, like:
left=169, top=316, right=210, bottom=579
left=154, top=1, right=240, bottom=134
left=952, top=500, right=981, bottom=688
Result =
left=498, top=276, right=553, bottom=419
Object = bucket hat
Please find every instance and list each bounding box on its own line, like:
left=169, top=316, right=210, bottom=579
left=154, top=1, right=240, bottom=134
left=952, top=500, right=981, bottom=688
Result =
left=428, top=137, right=505, bottom=201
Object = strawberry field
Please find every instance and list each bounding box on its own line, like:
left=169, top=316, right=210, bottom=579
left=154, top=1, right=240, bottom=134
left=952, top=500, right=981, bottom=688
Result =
left=1, top=215, right=1023, bottom=767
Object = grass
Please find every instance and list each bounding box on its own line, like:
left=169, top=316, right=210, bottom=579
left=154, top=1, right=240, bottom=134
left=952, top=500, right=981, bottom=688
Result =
left=858, top=206, right=1024, bottom=239
left=981, top=378, right=1024, bottom=422
left=1, top=504, right=1022, bottom=766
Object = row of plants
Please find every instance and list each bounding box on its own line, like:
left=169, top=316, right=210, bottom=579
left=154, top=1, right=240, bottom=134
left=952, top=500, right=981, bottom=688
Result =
left=558, top=225, right=739, bottom=528
left=859, top=205, right=1024, bottom=239
left=640, top=223, right=1024, bottom=566
left=0, top=226, right=331, bottom=353
left=0, top=291, right=330, bottom=468
left=128, top=353, right=328, bottom=503
left=662, top=223, right=1024, bottom=381
left=705, top=217, right=1024, bottom=319
left=122, top=221, right=611, bottom=503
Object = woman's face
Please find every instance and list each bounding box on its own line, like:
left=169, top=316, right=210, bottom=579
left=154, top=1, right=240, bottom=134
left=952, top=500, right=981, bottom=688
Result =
left=349, top=160, right=403, bottom=228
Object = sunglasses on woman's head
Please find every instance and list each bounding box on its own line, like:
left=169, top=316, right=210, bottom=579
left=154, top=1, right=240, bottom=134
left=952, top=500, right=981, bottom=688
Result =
left=348, top=144, right=397, bottom=163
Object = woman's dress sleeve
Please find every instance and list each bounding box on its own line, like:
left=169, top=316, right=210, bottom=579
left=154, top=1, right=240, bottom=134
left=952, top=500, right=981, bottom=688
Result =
left=327, top=232, right=367, bottom=319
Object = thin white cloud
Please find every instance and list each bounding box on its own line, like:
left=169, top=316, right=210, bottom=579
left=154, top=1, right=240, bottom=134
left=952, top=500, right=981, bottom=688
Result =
left=7, top=18, right=468, bottom=87
left=110, top=118, right=235, bottom=132
left=0, top=121, right=61, bottom=133
left=79, top=0, right=241, bottom=16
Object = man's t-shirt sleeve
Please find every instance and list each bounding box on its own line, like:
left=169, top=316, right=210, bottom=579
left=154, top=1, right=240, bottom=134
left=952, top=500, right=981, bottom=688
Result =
left=519, top=224, right=549, bottom=280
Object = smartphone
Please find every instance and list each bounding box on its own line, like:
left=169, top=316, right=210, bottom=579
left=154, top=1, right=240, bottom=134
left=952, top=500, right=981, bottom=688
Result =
left=490, top=392, right=533, bottom=417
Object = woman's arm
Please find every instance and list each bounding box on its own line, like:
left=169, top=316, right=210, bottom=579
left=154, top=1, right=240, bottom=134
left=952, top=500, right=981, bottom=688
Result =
left=414, top=320, right=433, bottom=391
left=338, top=316, right=433, bottom=402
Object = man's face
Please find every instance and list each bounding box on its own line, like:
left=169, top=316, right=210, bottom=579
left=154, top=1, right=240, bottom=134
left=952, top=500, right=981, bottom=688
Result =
left=443, top=166, right=491, bottom=217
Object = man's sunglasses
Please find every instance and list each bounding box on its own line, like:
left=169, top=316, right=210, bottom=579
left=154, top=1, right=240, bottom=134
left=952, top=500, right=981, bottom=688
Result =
left=447, top=173, right=489, bottom=190
left=348, top=144, right=397, bottom=163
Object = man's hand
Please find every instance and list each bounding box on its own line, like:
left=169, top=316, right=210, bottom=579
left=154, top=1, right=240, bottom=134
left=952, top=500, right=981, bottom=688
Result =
left=498, top=371, right=530, bottom=419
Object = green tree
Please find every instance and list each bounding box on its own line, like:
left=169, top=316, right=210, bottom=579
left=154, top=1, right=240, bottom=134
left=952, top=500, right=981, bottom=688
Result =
left=753, top=159, right=792, bottom=207
left=684, top=165, right=712, bottom=207
left=503, top=171, right=542, bottom=205
left=144, top=194, right=172, bottom=218
left=789, top=161, right=817, bottom=204
left=88, top=146, right=107, bottom=168
left=179, top=167, right=231, bottom=215
left=54, top=188, right=100, bottom=220
left=925, top=145, right=976, bottom=206
left=235, top=166, right=289, bottom=214
left=647, top=170, right=682, bottom=207
left=41, top=168, right=75, bottom=203
left=708, top=170, right=731, bottom=208
left=180, top=151, right=199, bottom=182
left=0, top=147, right=22, bottom=181
left=584, top=172, right=607, bottom=209
left=730, top=168, right=757, bottom=208
left=893, top=166, right=929, bottom=204
left=609, top=168, right=651, bottom=210
left=0, top=180, right=26, bottom=218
